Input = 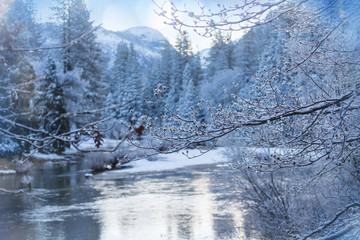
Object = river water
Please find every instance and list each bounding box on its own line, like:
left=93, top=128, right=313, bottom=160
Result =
left=0, top=161, right=246, bottom=240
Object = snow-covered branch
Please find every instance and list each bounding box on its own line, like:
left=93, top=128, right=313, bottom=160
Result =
left=302, top=202, right=360, bottom=240
left=153, top=0, right=308, bottom=36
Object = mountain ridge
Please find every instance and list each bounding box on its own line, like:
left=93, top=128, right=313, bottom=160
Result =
left=39, top=23, right=172, bottom=70
left=96, top=26, right=171, bottom=69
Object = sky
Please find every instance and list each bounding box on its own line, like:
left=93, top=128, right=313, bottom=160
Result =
left=32, top=0, right=222, bottom=51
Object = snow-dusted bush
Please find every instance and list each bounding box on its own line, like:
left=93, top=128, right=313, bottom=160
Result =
left=227, top=144, right=360, bottom=239
left=84, top=147, right=126, bottom=172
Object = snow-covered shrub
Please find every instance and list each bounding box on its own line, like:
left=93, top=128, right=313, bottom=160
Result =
left=227, top=144, right=360, bottom=239
left=84, top=147, right=126, bottom=172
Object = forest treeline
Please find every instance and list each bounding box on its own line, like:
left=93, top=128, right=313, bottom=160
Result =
left=0, top=0, right=293, bottom=155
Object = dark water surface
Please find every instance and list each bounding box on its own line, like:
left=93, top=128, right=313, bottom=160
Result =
left=0, top=162, right=245, bottom=240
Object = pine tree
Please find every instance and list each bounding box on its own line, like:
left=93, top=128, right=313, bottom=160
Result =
left=107, top=42, right=130, bottom=117
left=188, top=54, right=203, bottom=87
left=122, top=43, right=143, bottom=122
left=2, top=0, right=39, bottom=62
left=257, top=14, right=298, bottom=97
left=166, top=32, right=193, bottom=110
left=54, top=0, right=106, bottom=113
left=181, top=65, right=198, bottom=117
left=0, top=55, right=20, bottom=157
left=9, top=57, right=36, bottom=113
left=1, top=0, right=39, bottom=110
left=142, top=61, right=160, bottom=117
left=108, top=43, right=143, bottom=122
left=37, top=58, right=69, bottom=153
left=157, top=43, right=174, bottom=99
left=206, top=31, right=234, bottom=78
left=175, top=31, right=193, bottom=57
left=0, top=0, right=39, bottom=154
left=233, top=27, right=267, bottom=83
left=140, top=43, right=176, bottom=119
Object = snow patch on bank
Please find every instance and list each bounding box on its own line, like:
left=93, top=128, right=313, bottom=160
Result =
left=30, top=152, right=65, bottom=160
left=0, top=170, right=16, bottom=175
left=100, top=147, right=229, bottom=176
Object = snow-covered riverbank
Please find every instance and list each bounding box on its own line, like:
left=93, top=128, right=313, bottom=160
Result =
left=7, top=138, right=230, bottom=177
left=0, top=170, right=16, bottom=175
left=98, top=147, right=229, bottom=177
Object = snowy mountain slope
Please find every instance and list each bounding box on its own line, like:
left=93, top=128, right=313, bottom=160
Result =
left=122, top=26, right=167, bottom=45
left=38, top=23, right=170, bottom=70
left=96, top=26, right=170, bottom=68
left=198, top=48, right=210, bottom=67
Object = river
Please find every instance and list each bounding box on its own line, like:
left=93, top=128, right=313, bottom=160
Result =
left=0, top=160, right=246, bottom=240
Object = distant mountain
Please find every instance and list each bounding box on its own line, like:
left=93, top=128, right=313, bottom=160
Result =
left=96, top=26, right=171, bottom=69
left=38, top=23, right=171, bottom=71
left=198, top=48, right=210, bottom=67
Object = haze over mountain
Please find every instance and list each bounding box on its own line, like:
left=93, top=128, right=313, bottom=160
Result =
left=39, top=23, right=171, bottom=71
left=96, top=26, right=170, bottom=68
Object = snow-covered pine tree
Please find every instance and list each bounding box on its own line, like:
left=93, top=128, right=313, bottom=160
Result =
left=157, top=43, right=174, bottom=100
left=0, top=38, right=20, bottom=156
left=3, top=0, right=39, bottom=60
left=121, top=43, right=143, bottom=122
left=256, top=13, right=299, bottom=99
left=166, top=31, right=193, bottom=110
left=1, top=0, right=38, bottom=112
left=142, top=43, right=177, bottom=120
left=206, top=31, right=234, bottom=79
left=53, top=0, right=106, bottom=113
left=0, top=0, right=40, bottom=153
left=180, top=65, right=198, bottom=118
left=187, top=54, right=203, bottom=87
left=180, top=54, right=204, bottom=120
left=106, top=42, right=129, bottom=118
left=37, top=58, right=69, bottom=153
left=143, top=62, right=161, bottom=117
left=107, top=42, right=143, bottom=123
left=233, top=27, right=266, bottom=84
left=9, top=57, right=36, bottom=114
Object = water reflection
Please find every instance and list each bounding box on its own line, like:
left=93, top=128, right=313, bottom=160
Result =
left=0, top=162, right=244, bottom=240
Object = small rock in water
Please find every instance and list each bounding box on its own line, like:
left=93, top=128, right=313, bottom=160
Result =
left=85, top=173, right=93, bottom=179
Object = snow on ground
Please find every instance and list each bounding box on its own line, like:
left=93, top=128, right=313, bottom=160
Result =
left=23, top=138, right=230, bottom=175
left=25, top=138, right=126, bottom=160
left=99, top=147, right=229, bottom=176
left=0, top=170, right=16, bottom=175
left=30, top=152, right=66, bottom=160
